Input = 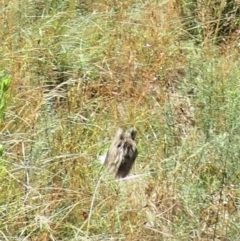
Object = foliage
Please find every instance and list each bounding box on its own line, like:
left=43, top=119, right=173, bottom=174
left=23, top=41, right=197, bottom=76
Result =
left=0, top=74, right=11, bottom=126
left=1, top=0, right=240, bottom=240
left=178, top=0, right=240, bottom=43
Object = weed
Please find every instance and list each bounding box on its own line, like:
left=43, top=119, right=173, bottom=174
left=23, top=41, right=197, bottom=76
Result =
left=1, top=0, right=240, bottom=240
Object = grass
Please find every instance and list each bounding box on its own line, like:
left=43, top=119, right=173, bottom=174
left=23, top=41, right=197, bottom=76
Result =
left=1, top=0, right=240, bottom=240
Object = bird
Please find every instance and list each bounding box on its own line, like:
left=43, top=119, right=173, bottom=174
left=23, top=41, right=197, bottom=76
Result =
left=104, top=127, right=138, bottom=178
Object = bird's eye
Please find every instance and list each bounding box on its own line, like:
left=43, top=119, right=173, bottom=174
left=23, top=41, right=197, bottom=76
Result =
left=117, top=143, right=122, bottom=148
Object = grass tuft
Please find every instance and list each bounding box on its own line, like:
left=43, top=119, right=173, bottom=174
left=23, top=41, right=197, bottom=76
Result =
left=1, top=0, right=240, bottom=240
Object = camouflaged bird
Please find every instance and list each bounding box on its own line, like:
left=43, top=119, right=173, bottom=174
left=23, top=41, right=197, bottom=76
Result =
left=104, top=128, right=138, bottom=178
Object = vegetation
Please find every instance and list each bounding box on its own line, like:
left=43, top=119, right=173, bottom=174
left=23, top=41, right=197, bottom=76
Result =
left=0, top=73, right=11, bottom=126
left=1, top=0, right=240, bottom=240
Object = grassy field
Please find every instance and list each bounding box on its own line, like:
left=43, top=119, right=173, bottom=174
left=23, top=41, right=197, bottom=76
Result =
left=1, top=0, right=240, bottom=240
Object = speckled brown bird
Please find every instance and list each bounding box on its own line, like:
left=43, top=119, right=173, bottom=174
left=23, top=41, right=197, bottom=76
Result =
left=104, top=128, right=138, bottom=178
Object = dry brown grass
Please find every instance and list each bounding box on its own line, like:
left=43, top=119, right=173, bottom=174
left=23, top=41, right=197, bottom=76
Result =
left=1, top=0, right=240, bottom=240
